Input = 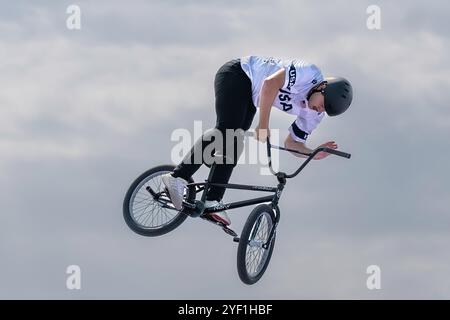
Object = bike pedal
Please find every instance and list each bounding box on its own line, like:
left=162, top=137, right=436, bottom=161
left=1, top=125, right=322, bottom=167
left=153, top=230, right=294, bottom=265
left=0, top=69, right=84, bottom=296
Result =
left=222, top=226, right=238, bottom=238
left=233, top=237, right=240, bottom=243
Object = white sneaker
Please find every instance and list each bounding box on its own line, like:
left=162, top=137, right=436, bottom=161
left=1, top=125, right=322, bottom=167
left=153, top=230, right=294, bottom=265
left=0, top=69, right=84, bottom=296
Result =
left=161, top=173, right=188, bottom=210
left=205, top=200, right=231, bottom=226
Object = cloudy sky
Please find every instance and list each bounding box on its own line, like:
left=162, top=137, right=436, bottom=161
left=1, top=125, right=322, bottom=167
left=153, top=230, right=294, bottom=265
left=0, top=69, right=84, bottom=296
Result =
left=0, top=0, right=449, bottom=299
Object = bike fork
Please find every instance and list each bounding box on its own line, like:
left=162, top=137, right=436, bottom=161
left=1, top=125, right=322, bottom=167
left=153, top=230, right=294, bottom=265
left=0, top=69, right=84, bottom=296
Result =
left=263, top=204, right=280, bottom=249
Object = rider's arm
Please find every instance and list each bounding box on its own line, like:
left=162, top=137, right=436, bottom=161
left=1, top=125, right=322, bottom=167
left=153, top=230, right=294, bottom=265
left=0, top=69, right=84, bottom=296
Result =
left=285, top=134, right=339, bottom=160
left=258, top=68, right=285, bottom=129
left=284, top=134, right=313, bottom=159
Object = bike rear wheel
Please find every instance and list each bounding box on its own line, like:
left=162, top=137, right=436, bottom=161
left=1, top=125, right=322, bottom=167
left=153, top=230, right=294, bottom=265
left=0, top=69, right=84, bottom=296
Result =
left=237, top=204, right=276, bottom=285
left=123, top=165, right=195, bottom=237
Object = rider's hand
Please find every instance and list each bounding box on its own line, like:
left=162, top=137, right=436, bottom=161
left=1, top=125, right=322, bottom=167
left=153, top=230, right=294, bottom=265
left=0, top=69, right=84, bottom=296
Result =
left=314, top=141, right=338, bottom=160
left=255, top=125, right=270, bottom=143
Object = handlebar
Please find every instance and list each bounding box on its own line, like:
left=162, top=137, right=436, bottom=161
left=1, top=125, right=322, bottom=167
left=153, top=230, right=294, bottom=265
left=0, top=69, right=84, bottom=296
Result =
left=269, top=143, right=351, bottom=159
left=242, top=131, right=351, bottom=178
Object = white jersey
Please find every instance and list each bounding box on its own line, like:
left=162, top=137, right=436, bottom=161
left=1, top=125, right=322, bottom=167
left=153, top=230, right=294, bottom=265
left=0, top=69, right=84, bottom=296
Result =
left=240, top=55, right=325, bottom=142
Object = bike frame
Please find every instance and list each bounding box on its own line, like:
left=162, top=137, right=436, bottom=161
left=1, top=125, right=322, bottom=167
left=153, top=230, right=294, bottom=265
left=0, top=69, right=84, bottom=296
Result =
left=184, top=138, right=351, bottom=212
left=187, top=175, right=284, bottom=215
left=180, top=138, right=351, bottom=244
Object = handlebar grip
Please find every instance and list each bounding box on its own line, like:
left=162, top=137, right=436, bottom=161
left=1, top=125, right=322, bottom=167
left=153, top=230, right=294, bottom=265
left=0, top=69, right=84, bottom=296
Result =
left=321, top=147, right=351, bottom=159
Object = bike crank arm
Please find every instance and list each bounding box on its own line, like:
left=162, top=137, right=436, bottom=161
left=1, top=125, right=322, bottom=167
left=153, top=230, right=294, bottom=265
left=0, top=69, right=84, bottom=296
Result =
left=200, top=214, right=239, bottom=240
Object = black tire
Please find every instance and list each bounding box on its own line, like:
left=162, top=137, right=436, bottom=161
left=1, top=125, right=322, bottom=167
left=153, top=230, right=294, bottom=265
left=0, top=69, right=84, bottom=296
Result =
left=237, top=204, right=276, bottom=285
left=123, top=165, right=195, bottom=237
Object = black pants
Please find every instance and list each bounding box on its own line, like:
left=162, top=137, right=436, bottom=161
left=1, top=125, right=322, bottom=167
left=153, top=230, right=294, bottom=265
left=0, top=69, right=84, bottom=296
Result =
left=172, top=59, right=256, bottom=201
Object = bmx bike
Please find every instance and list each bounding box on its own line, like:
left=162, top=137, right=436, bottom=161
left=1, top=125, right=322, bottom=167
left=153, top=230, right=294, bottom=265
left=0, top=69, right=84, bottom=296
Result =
left=123, top=135, right=351, bottom=284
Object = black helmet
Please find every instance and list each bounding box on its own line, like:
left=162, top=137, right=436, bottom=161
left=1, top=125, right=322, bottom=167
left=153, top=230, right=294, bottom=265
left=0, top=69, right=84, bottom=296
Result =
left=323, top=77, right=353, bottom=116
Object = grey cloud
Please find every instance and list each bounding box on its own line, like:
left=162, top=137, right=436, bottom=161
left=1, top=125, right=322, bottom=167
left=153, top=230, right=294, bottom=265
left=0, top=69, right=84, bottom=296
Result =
left=1, top=0, right=450, bottom=299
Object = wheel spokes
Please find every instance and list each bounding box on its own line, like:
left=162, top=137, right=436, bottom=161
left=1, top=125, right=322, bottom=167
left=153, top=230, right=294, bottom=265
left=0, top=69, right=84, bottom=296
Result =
left=245, top=212, right=274, bottom=277
left=129, top=171, right=183, bottom=229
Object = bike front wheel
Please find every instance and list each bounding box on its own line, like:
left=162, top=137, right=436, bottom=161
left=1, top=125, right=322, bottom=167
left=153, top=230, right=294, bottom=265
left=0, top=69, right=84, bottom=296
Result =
left=123, top=165, right=195, bottom=237
left=237, top=204, right=276, bottom=285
